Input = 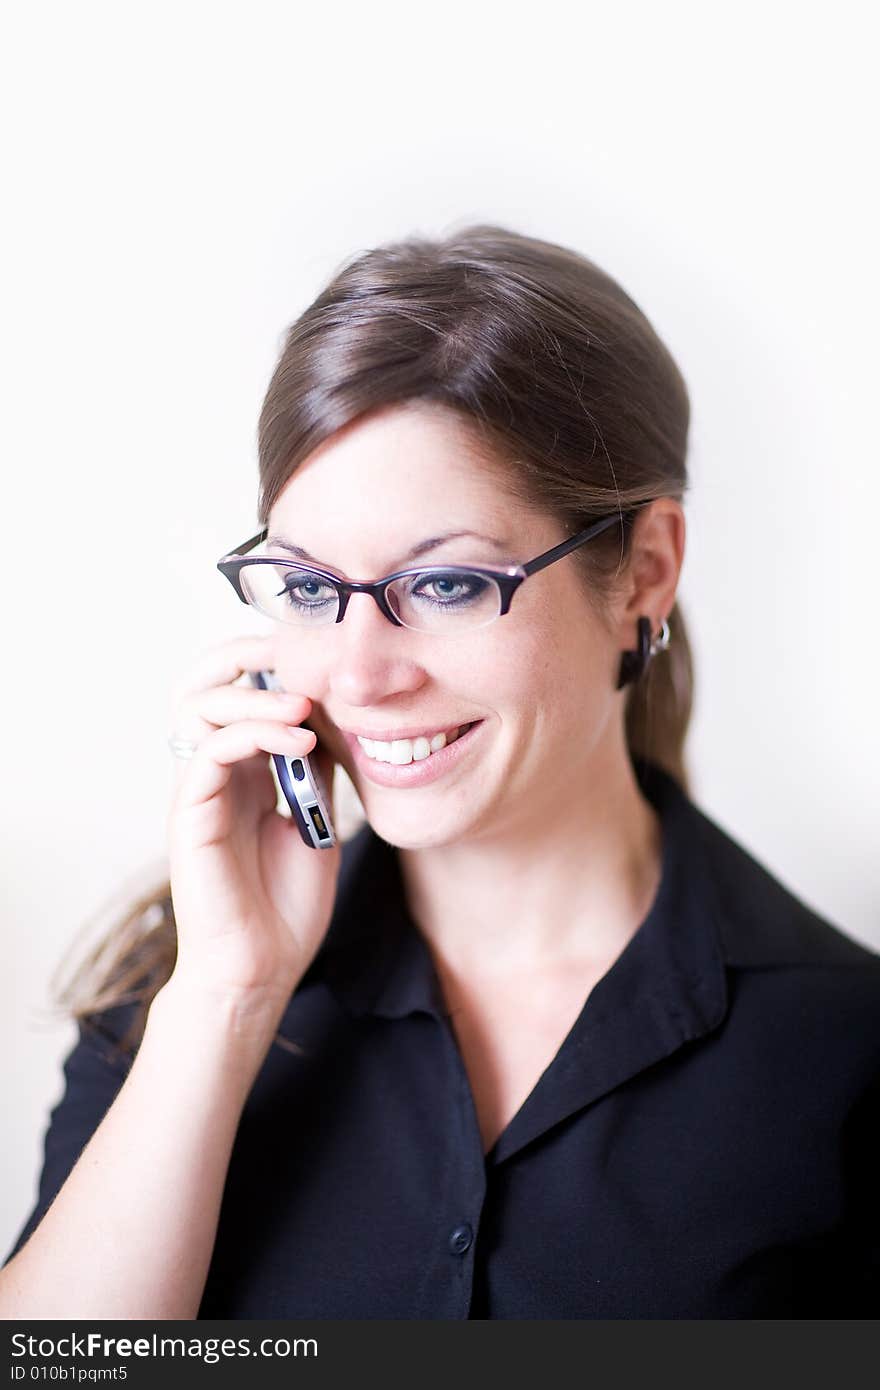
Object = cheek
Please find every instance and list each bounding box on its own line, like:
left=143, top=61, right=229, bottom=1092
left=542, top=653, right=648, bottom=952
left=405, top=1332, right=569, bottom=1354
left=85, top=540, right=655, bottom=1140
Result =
left=272, top=632, right=328, bottom=697
left=512, top=612, right=611, bottom=725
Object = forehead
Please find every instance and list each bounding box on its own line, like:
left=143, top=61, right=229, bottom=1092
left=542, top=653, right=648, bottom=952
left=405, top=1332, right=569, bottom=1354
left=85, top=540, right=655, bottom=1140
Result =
left=270, top=402, right=516, bottom=521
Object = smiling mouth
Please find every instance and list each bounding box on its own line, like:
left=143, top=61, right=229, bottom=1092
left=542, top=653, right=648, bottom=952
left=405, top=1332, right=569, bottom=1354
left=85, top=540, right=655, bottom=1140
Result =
left=355, top=721, right=477, bottom=765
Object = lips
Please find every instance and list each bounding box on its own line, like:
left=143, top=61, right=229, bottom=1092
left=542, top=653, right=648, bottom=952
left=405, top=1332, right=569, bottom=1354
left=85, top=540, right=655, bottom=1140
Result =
left=343, top=718, right=485, bottom=788
left=359, top=724, right=475, bottom=769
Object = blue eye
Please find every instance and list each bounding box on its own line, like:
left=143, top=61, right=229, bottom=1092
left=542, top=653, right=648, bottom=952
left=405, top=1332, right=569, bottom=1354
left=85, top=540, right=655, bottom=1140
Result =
left=408, top=572, right=489, bottom=608
left=278, top=575, right=338, bottom=613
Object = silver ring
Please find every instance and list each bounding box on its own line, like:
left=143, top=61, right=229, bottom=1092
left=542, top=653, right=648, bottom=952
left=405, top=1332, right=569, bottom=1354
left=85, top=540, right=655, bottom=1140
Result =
left=650, top=618, right=671, bottom=656
left=167, top=734, right=200, bottom=759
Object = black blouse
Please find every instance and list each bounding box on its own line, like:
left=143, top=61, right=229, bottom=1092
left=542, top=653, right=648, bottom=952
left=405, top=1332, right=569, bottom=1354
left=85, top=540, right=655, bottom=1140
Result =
left=5, top=759, right=879, bottom=1317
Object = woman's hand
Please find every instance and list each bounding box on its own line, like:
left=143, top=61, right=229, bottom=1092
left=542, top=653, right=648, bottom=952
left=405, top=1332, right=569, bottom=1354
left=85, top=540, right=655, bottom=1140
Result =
left=163, top=634, right=341, bottom=1023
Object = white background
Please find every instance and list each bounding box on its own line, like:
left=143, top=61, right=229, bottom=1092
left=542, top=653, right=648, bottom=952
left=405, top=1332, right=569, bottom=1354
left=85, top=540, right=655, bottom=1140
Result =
left=2, top=0, right=878, bottom=1257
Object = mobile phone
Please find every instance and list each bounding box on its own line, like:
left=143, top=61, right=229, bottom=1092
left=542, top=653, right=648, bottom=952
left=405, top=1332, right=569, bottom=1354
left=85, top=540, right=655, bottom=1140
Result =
left=250, top=670, right=338, bottom=850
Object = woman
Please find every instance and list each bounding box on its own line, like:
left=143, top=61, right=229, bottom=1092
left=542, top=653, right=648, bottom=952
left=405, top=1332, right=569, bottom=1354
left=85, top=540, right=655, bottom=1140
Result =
left=2, top=225, right=878, bottom=1318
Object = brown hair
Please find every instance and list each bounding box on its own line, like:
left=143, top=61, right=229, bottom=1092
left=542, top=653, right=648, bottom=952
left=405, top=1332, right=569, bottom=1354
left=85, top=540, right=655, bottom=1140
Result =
left=52, top=222, right=695, bottom=1062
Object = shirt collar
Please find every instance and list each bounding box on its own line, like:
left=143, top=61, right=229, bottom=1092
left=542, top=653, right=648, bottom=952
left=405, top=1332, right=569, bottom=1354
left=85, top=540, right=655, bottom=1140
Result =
left=295, top=757, right=732, bottom=1162
left=300, top=756, right=730, bottom=1034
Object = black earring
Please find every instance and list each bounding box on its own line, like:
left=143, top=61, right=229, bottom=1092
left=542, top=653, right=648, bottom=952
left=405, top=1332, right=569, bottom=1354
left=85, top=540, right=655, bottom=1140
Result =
left=616, top=616, right=653, bottom=690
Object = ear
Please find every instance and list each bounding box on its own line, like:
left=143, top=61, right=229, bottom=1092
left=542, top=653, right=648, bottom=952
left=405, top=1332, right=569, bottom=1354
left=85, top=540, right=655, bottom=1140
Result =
left=616, top=499, right=686, bottom=641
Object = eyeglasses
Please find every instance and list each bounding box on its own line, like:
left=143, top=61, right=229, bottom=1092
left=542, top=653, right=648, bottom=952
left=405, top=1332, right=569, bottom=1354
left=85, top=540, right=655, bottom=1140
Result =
left=217, top=507, right=643, bottom=637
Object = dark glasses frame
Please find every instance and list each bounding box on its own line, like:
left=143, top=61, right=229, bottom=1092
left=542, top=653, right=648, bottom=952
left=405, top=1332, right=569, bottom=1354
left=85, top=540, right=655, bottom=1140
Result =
left=217, top=506, right=644, bottom=627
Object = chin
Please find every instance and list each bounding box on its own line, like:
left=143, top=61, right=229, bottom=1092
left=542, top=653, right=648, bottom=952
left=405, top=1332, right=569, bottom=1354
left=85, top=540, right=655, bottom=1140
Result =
left=358, top=800, right=473, bottom=852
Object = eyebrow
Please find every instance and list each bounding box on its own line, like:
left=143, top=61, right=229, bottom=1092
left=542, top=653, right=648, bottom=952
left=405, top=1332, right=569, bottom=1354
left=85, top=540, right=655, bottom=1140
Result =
left=264, top=530, right=513, bottom=569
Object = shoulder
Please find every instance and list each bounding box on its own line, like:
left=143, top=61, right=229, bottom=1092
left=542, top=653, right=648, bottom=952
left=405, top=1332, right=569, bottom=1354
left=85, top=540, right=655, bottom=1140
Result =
left=676, top=786, right=880, bottom=1071
left=642, top=760, right=878, bottom=972
left=684, top=792, right=878, bottom=969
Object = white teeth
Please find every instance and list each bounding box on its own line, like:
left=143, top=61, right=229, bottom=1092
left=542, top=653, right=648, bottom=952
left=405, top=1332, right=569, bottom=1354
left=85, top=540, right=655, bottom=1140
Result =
left=391, top=737, right=424, bottom=765
left=357, top=727, right=463, bottom=765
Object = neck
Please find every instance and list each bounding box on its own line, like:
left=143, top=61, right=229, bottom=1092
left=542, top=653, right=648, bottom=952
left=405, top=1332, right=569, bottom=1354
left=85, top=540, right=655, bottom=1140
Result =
left=397, top=728, right=663, bottom=982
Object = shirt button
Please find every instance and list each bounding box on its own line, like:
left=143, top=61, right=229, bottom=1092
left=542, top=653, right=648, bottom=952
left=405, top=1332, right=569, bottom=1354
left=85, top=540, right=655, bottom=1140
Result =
left=448, top=1223, right=473, bottom=1255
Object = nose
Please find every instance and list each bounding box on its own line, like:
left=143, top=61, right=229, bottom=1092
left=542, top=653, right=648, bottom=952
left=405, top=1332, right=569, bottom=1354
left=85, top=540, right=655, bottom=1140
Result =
left=327, top=590, right=425, bottom=706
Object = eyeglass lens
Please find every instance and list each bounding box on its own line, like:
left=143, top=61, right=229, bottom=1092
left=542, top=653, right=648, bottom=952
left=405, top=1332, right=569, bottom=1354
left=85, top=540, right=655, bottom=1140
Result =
left=238, top=562, right=503, bottom=632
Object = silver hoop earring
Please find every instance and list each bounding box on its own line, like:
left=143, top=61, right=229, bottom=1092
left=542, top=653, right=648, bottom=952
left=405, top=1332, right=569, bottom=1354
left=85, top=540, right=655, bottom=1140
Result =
left=650, top=617, right=671, bottom=657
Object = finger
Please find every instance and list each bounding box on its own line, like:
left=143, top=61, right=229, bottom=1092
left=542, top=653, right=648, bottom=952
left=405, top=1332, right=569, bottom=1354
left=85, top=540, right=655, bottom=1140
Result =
left=172, top=720, right=318, bottom=813
left=173, top=685, right=312, bottom=743
left=169, top=634, right=281, bottom=706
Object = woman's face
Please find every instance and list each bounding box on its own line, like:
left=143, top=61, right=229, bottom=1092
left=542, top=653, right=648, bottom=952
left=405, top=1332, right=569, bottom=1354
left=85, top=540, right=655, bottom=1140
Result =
left=267, top=401, right=624, bottom=850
